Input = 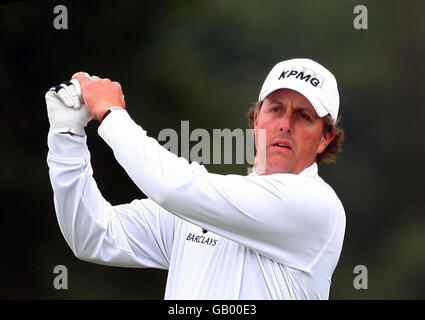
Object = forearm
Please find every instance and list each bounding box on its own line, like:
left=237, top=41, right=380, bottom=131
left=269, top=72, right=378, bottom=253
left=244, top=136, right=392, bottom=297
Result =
left=47, top=130, right=140, bottom=266
left=98, top=110, right=214, bottom=223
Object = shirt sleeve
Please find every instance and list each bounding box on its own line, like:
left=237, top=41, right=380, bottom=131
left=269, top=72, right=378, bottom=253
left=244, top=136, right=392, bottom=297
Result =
left=98, top=110, right=344, bottom=270
left=47, top=129, right=175, bottom=269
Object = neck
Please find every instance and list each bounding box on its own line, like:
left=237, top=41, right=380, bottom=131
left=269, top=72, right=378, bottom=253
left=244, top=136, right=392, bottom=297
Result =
left=254, top=160, right=315, bottom=175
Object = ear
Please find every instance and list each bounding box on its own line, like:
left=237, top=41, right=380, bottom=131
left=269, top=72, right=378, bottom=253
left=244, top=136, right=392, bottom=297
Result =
left=253, top=110, right=261, bottom=151
left=254, top=110, right=259, bottom=129
left=317, top=129, right=335, bottom=154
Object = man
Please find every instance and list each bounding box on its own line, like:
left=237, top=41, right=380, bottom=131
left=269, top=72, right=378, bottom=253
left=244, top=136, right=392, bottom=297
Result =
left=46, top=58, right=346, bottom=299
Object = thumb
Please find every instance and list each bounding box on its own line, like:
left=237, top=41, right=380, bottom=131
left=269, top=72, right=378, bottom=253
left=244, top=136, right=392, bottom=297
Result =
left=72, top=71, right=91, bottom=85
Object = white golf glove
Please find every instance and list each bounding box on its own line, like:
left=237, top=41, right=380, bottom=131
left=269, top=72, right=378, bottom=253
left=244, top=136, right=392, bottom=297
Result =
left=45, top=78, right=93, bottom=137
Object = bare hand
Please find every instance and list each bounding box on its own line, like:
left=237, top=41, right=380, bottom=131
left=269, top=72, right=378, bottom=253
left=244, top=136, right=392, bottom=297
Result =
left=72, top=72, right=126, bottom=122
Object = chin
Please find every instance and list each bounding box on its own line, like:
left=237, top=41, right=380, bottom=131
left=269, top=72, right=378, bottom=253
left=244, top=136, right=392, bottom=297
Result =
left=268, top=157, right=294, bottom=174
left=255, top=155, right=293, bottom=174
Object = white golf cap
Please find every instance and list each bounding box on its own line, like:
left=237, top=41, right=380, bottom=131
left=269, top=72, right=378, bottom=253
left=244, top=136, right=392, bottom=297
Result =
left=258, top=58, right=340, bottom=122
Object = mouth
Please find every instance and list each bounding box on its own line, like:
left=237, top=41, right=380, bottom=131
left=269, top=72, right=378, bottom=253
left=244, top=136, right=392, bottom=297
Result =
left=271, top=140, right=293, bottom=151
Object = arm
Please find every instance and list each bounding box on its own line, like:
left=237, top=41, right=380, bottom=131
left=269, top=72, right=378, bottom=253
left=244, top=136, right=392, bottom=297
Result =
left=72, top=72, right=344, bottom=270
left=97, top=109, right=343, bottom=270
left=47, top=130, right=175, bottom=269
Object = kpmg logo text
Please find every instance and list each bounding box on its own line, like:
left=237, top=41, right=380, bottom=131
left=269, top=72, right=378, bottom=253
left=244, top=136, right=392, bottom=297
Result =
left=279, top=68, right=324, bottom=88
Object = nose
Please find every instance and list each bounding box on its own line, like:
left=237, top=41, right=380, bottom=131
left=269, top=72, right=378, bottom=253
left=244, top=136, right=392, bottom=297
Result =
left=280, top=112, right=293, bottom=133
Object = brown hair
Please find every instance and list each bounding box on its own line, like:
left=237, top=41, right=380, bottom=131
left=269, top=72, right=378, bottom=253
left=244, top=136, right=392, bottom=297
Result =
left=246, top=101, right=344, bottom=164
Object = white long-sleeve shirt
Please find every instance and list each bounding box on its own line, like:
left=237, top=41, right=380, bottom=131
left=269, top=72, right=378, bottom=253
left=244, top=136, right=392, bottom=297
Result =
left=47, top=109, right=346, bottom=299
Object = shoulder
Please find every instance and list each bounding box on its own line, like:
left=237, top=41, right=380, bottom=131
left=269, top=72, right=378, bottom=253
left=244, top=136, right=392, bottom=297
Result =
left=255, top=172, right=345, bottom=218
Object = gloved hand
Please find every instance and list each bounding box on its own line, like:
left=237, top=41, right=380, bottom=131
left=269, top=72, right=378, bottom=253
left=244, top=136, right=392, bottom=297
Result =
left=45, top=78, right=93, bottom=136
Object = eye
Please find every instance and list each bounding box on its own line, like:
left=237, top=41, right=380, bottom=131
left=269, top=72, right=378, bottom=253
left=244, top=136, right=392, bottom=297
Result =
left=271, top=106, right=280, bottom=112
left=298, top=111, right=310, bottom=120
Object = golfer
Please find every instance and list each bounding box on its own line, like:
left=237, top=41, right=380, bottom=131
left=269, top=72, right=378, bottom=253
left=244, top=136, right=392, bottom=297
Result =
left=46, top=58, right=346, bottom=299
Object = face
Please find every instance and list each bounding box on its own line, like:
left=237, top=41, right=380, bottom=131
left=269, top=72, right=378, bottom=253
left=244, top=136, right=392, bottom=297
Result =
left=254, top=89, right=334, bottom=174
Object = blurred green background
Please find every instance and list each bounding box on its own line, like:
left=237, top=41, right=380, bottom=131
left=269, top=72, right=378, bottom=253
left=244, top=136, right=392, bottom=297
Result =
left=0, top=0, right=424, bottom=299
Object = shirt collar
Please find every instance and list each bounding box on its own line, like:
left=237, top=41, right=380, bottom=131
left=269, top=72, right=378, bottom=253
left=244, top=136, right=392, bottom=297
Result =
left=250, top=162, right=319, bottom=178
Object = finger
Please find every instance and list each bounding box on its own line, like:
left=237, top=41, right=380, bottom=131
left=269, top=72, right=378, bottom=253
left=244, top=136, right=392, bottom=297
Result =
left=48, top=83, right=74, bottom=107
left=65, top=83, right=81, bottom=109
left=57, top=85, right=74, bottom=107
left=70, top=78, right=81, bottom=95
left=70, top=78, right=84, bottom=107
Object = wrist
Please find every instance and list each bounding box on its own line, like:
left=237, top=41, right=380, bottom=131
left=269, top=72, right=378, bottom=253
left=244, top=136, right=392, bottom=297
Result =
left=101, top=106, right=125, bottom=123
left=95, top=107, right=109, bottom=122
